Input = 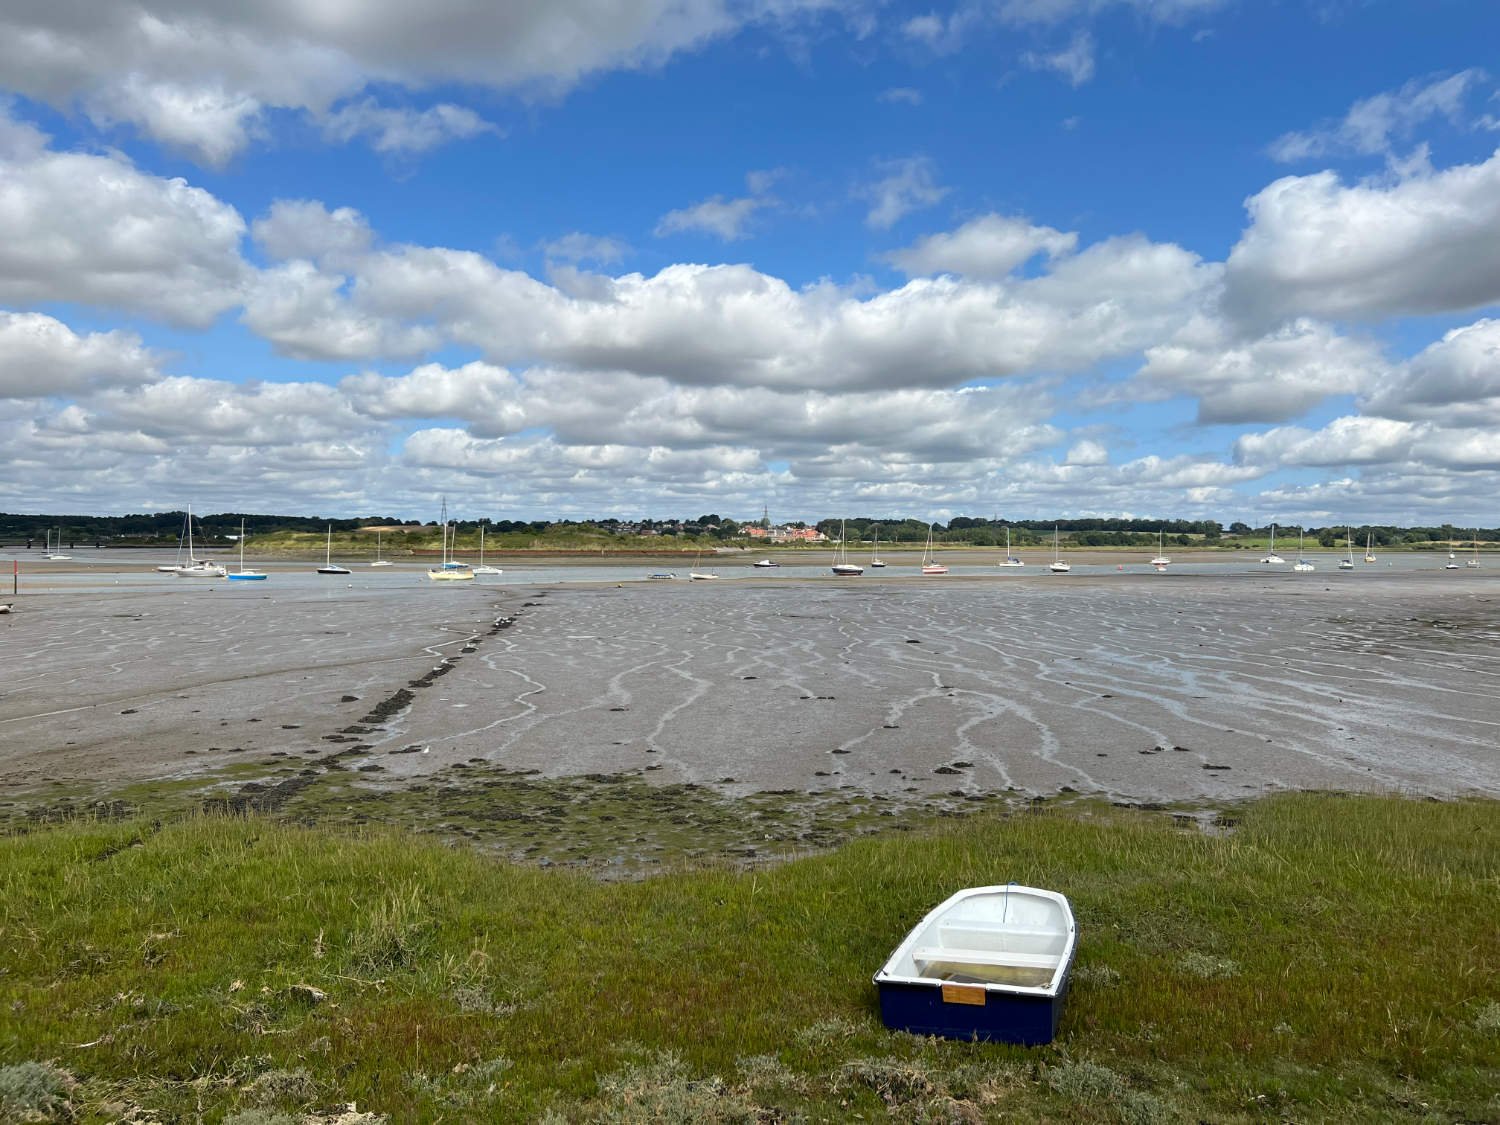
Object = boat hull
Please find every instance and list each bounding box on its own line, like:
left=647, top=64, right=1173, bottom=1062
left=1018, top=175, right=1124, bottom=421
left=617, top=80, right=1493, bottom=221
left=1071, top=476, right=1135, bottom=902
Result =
left=875, top=975, right=1070, bottom=1046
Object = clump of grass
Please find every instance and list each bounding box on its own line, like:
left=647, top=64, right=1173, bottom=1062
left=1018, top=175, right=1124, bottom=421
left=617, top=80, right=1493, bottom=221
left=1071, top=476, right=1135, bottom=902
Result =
left=346, top=884, right=431, bottom=973
left=1046, top=1061, right=1174, bottom=1124
left=1177, top=951, right=1239, bottom=979
left=0, top=1061, right=78, bottom=1122
left=590, top=1049, right=765, bottom=1123
left=1475, top=1000, right=1500, bottom=1032
left=245, top=1067, right=318, bottom=1109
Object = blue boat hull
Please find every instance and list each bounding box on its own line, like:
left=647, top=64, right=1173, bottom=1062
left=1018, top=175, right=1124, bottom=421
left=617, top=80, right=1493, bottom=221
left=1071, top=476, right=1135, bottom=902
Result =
left=876, top=973, right=1070, bottom=1045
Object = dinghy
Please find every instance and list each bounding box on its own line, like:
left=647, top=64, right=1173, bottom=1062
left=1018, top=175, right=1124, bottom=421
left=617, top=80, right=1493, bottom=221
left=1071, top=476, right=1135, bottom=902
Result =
left=874, top=884, right=1076, bottom=1045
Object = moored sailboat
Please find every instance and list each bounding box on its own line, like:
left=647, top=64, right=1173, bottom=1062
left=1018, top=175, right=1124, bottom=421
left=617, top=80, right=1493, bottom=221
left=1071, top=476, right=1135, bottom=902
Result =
left=1260, top=522, right=1285, bottom=565
left=997, top=526, right=1023, bottom=567
left=1047, top=526, right=1070, bottom=573
left=920, top=524, right=948, bottom=575
left=317, top=524, right=352, bottom=575
left=227, top=519, right=267, bottom=581
left=832, top=520, right=864, bottom=576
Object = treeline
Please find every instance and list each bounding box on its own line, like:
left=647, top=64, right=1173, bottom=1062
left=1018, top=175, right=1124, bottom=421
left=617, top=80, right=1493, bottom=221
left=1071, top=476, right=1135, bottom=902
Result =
left=3, top=511, right=1495, bottom=549
left=0, top=512, right=418, bottom=546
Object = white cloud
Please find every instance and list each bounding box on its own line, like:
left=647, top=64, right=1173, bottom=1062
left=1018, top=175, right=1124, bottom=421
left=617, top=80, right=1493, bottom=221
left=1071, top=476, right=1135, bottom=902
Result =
left=1268, top=70, right=1488, bottom=163
left=655, top=194, right=768, bottom=241
left=1066, top=439, right=1108, bottom=465
left=0, top=312, right=162, bottom=397
left=252, top=200, right=374, bottom=266
left=1362, top=317, right=1500, bottom=425
left=860, top=156, right=948, bottom=229
left=542, top=232, right=630, bottom=265
left=0, top=1, right=843, bottom=164
left=1223, top=149, right=1500, bottom=328
left=887, top=213, right=1078, bottom=279
left=878, top=87, right=923, bottom=105
left=998, top=0, right=1229, bottom=25
left=1023, top=31, right=1095, bottom=87
left=242, top=260, right=442, bottom=360
left=0, top=118, right=250, bottom=326
left=1133, top=316, right=1385, bottom=424
left=320, top=98, right=498, bottom=155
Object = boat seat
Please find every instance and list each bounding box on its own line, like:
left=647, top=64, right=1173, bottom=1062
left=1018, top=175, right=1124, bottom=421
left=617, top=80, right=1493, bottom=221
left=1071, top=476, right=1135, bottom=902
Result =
left=912, top=947, right=1059, bottom=971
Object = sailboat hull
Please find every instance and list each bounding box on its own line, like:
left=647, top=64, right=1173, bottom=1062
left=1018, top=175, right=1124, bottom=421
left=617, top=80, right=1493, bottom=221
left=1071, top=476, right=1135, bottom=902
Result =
left=227, top=573, right=267, bottom=581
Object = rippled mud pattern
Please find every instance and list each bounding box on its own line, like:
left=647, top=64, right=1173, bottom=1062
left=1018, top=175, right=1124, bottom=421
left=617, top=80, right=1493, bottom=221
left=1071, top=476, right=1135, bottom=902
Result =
left=2, top=572, right=1497, bottom=812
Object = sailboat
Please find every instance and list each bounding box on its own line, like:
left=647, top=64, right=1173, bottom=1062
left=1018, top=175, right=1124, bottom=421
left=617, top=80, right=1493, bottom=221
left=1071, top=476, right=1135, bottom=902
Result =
left=427, top=520, right=473, bottom=581
left=920, top=524, right=948, bottom=575
left=227, top=519, right=267, bottom=581
left=370, top=529, right=393, bottom=567
left=317, top=524, right=352, bottom=575
left=1363, top=531, right=1376, bottom=563
left=997, top=526, right=1023, bottom=567
left=1048, top=525, right=1070, bottom=573
left=1292, top=527, right=1315, bottom=572
left=1150, top=528, right=1170, bottom=570
left=157, top=511, right=191, bottom=572
left=1468, top=532, right=1481, bottom=568
left=870, top=530, right=886, bottom=568
left=1260, top=523, right=1285, bottom=564
left=1338, top=526, right=1355, bottom=570
left=43, top=528, right=72, bottom=561
left=472, top=525, right=503, bottom=575
left=832, top=520, right=864, bottom=576
left=176, top=507, right=228, bottom=577
left=689, top=549, right=720, bottom=580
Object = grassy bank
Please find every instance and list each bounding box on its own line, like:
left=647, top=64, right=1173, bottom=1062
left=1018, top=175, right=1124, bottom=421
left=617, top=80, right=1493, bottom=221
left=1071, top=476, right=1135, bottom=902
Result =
left=2, top=793, right=1496, bottom=1122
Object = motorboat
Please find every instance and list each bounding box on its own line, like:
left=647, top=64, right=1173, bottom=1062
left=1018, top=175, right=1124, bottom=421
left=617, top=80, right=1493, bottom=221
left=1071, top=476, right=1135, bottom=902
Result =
left=874, top=884, right=1076, bottom=1045
left=752, top=558, right=780, bottom=568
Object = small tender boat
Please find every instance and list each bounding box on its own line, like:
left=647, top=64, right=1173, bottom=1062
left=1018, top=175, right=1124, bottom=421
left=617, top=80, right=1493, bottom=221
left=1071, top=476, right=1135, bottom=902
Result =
left=647, top=571, right=677, bottom=580
left=874, top=884, right=1076, bottom=1045
left=0, top=603, right=13, bottom=614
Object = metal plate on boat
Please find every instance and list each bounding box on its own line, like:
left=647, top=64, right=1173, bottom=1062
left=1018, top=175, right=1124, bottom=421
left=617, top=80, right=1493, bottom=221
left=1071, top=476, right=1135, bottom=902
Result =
left=940, top=983, right=986, bottom=1006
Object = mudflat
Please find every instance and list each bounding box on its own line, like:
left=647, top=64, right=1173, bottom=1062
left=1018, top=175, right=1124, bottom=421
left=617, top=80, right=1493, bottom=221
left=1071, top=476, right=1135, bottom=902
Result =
left=2, top=567, right=1497, bottom=803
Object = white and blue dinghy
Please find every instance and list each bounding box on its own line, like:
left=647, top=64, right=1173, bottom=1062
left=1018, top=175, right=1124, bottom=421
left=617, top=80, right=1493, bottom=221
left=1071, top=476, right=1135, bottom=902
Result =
left=874, top=884, right=1076, bottom=1044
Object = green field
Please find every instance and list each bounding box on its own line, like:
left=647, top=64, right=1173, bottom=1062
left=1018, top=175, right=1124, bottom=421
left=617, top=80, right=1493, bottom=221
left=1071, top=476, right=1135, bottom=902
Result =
left=2, top=793, right=1496, bottom=1122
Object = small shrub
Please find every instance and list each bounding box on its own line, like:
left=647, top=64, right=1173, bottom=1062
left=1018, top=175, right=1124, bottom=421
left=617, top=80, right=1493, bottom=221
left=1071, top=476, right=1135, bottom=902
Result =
left=0, top=1062, right=78, bottom=1123
left=840, top=1056, right=941, bottom=1107
left=1073, top=962, right=1122, bottom=987
left=1475, top=1000, right=1500, bottom=1032
left=794, top=1015, right=865, bottom=1049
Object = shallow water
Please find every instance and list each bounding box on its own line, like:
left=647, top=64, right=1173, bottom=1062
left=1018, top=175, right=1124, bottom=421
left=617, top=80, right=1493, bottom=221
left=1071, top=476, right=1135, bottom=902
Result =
left=1, top=563, right=1496, bottom=803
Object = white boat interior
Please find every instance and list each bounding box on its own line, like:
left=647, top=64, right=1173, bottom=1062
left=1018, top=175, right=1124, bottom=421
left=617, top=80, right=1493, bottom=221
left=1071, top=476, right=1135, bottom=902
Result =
left=878, top=885, right=1075, bottom=993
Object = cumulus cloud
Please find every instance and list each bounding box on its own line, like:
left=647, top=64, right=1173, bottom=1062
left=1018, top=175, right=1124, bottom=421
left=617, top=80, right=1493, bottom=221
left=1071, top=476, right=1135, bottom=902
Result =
left=1133, top=316, right=1385, bottom=424
left=0, top=1, right=840, bottom=164
left=1268, top=70, right=1488, bottom=163
left=1223, top=148, right=1500, bottom=329
left=1362, top=317, right=1500, bottom=425
left=252, top=200, right=374, bottom=266
left=0, top=120, right=250, bottom=326
left=860, top=156, right=948, bottom=229
left=887, top=214, right=1078, bottom=279
left=0, top=312, right=163, bottom=398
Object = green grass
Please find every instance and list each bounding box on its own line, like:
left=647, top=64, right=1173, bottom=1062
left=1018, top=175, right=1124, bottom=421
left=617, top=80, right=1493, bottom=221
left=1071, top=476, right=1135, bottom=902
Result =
left=2, top=793, right=1496, bottom=1122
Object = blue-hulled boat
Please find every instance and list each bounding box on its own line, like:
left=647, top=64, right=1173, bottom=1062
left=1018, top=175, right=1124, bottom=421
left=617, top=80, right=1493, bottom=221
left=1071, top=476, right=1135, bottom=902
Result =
left=873, top=884, right=1076, bottom=1045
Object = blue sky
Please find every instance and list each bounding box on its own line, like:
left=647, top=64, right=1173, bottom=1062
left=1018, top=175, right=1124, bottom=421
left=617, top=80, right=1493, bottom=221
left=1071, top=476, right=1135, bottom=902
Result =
left=2, top=0, right=1499, bottom=526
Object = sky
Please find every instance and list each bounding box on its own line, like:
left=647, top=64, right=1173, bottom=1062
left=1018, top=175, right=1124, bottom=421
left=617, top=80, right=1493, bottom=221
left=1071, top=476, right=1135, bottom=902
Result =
left=2, top=1, right=1499, bottom=527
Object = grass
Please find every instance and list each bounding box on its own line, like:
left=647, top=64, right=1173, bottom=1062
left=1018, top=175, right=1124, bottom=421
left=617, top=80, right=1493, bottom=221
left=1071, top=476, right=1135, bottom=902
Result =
left=1, top=792, right=1496, bottom=1122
